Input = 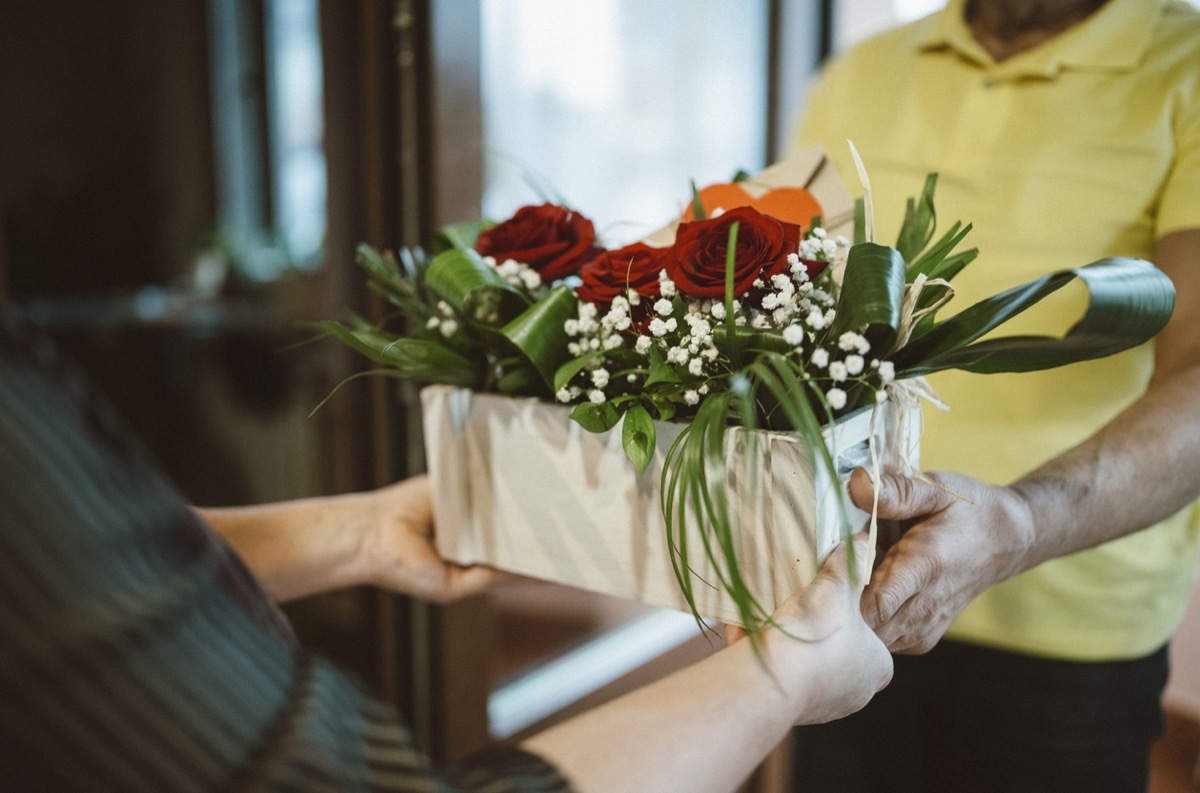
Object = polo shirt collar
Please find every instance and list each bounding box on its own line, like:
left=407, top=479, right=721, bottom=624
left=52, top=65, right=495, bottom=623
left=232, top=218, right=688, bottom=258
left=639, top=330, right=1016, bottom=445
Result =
left=918, top=0, right=1163, bottom=77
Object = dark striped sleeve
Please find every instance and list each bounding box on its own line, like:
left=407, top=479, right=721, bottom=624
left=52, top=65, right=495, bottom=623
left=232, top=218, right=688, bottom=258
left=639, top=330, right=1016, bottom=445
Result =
left=0, top=310, right=571, bottom=793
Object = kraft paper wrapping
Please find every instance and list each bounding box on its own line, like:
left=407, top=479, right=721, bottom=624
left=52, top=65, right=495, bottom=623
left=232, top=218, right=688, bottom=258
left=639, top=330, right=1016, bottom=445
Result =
left=422, top=385, right=919, bottom=624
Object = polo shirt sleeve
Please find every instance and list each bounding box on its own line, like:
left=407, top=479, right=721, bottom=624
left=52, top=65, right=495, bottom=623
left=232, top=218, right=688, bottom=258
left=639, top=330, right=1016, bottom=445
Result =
left=1156, top=62, right=1200, bottom=238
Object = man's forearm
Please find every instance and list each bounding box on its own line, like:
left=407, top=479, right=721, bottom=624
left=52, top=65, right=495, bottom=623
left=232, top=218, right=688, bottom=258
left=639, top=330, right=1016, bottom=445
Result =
left=1012, top=362, right=1200, bottom=570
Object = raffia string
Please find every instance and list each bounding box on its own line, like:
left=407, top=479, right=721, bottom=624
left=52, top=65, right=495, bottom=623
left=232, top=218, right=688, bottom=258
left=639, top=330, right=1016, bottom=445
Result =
left=845, top=140, right=971, bottom=570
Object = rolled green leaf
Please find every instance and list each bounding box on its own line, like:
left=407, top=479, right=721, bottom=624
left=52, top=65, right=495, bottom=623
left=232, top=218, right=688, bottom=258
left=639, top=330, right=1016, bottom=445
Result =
left=893, top=257, right=1174, bottom=377
left=502, top=284, right=579, bottom=390
left=425, top=248, right=529, bottom=327
left=827, top=242, right=907, bottom=353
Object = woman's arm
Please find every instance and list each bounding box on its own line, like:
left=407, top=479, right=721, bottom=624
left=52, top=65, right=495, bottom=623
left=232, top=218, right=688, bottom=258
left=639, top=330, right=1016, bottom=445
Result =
left=521, top=538, right=893, bottom=793
left=196, top=475, right=495, bottom=603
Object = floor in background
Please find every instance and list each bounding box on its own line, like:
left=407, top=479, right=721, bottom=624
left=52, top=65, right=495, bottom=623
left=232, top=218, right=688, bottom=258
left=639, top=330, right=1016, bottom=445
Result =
left=1151, top=709, right=1200, bottom=792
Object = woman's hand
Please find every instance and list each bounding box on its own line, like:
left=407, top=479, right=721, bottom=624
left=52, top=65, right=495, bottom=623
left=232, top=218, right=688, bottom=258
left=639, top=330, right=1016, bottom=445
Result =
left=361, top=475, right=500, bottom=602
left=761, top=536, right=894, bottom=724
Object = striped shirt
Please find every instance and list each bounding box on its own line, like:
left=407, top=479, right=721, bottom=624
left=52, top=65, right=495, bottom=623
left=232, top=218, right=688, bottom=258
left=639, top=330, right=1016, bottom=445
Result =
left=0, top=309, right=571, bottom=792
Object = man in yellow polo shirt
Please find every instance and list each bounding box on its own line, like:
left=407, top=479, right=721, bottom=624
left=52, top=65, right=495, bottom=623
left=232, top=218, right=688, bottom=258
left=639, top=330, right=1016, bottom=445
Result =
left=789, top=0, right=1200, bottom=790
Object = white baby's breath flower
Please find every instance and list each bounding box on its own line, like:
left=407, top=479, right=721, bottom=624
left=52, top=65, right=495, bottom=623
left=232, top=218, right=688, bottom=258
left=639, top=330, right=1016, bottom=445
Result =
left=556, top=387, right=572, bottom=403
left=811, top=348, right=830, bottom=368
left=698, top=384, right=710, bottom=395
left=658, top=270, right=677, bottom=298
left=762, top=293, right=780, bottom=310
left=806, top=310, right=826, bottom=330
left=520, top=269, right=542, bottom=290
left=564, top=319, right=580, bottom=336
left=826, top=387, right=847, bottom=410
left=439, top=320, right=458, bottom=338
left=783, top=324, right=805, bottom=346
left=829, top=361, right=848, bottom=382
left=710, top=302, right=726, bottom=321
left=845, top=355, right=865, bottom=375
left=613, top=315, right=631, bottom=332
left=688, top=358, right=704, bottom=376
left=590, top=368, right=610, bottom=389
left=579, top=302, right=599, bottom=320
left=603, top=335, right=623, bottom=350
left=811, top=227, right=828, bottom=240
left=876, top=390, right=889, bottom=403
left=667, top=346, right=688, bottom=364
left=649, top=318, right=669, bottom=337
left=878, top=360, right=896, bottom=384
left=683, top=389, right=700, bottom=406
left=635, top=335, right=653, bottom=354
left=425, top=316, right=440, bottom=330
left=654, top=297, right=674, bottom=317
left=665, top=318, right=678, bottom=332
left=588, top=389, right=606, bottom=404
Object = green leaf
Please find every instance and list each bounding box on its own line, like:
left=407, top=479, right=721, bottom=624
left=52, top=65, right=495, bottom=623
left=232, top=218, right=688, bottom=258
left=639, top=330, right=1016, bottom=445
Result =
left=569, top=401, right=620, bottom=432
left=892, top=257, right=1175, bottom=377
left=319, top=321, right=481, bottom=387
left=433, top=218, right=492, bottom=253
left=895, top=173, right=938, bottom=262
left=646, top=392, right=677, bottom=422
left=496, top=365, right=543, bottom=395
left=827, top=242, right=907, bottom=353
left=690, top=179, right=706, bottom=220
left=644, top=343, right=682, bottom=387
left=502, top=284, right=579, bottom=390
left=425, top=247, right=529, bottom=327
left=621, top=403, right=656, bottom=475
left=554, top=351, right=603, bottom=392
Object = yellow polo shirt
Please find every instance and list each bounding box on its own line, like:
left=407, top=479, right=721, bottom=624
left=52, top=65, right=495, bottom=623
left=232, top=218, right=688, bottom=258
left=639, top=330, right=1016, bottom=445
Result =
left=795, top=0, right=1200, bottom=660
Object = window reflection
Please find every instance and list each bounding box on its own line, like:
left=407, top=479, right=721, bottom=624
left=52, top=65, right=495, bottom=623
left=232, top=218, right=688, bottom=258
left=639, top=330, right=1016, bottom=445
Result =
left=264, top=0, right=326, bottom=269
left=481, top=0, right=770, bottom=246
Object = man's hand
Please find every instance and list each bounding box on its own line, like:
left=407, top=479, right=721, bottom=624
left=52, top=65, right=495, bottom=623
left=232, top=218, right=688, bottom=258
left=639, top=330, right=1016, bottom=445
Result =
left=847, top=468, right=1036, bottom=654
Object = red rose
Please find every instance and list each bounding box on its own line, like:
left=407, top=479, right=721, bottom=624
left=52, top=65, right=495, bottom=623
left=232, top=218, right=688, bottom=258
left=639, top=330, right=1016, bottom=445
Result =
left=665, top=206, right=802, bottom=299
left=475, top=203, right=600, bottom=281
left=577, top=242, right=667, bottom=308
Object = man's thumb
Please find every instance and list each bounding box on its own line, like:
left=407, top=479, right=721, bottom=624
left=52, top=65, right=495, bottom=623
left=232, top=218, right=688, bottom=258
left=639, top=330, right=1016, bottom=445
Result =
left=847, top=467, right=955, bottom=520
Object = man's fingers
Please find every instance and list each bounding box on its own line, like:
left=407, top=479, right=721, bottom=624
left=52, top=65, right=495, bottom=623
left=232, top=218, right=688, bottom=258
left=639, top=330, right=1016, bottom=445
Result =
left=860, top=547, right=940, bottom=630
left=847, top=468, right=959, bottom=521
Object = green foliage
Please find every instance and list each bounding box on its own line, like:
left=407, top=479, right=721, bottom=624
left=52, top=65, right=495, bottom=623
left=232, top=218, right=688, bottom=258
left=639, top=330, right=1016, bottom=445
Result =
left=322, top=173, right=1175, bottom=640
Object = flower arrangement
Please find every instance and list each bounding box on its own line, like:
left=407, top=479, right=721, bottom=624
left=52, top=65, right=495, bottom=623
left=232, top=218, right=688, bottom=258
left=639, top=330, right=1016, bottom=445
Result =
left=323, top=151, right=1173, bottom=630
